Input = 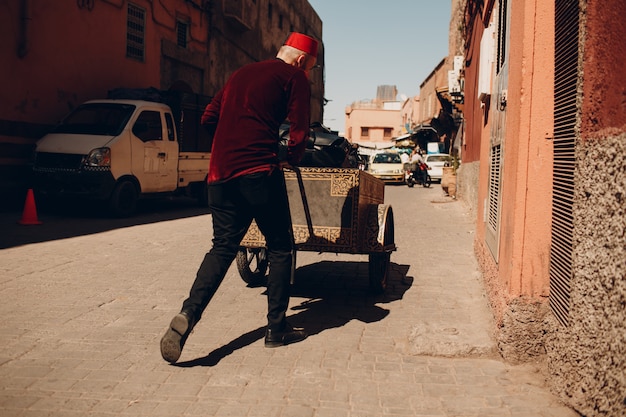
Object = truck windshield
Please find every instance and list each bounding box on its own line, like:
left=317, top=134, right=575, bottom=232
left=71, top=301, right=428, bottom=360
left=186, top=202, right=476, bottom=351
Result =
left=52, top=103, right=136, bottom=136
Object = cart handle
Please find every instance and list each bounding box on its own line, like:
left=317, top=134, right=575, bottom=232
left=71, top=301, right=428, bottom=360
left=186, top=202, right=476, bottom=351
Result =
left=290, top=167, right=315, bottom=237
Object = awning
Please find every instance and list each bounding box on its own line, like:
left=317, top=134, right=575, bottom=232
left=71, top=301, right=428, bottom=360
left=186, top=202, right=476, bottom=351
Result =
left=354, top=141, right=395, bottom=150
left=393, top=133, right=412, bottom=141
left=413, top=124, right=438, bottom=135
left=354, top=141, right=396, bottom=156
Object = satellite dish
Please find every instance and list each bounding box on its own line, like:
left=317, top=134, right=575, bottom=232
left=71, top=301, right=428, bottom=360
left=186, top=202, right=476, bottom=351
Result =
left=400, top=94, right=408, bottom=101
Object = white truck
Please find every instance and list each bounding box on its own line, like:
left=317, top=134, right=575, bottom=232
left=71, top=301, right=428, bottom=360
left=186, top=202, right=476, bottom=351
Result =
left=32, top=97, right=211, bottom=217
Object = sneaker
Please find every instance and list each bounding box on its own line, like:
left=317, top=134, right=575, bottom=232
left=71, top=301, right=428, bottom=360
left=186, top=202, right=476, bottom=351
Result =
left=160, top=310, right=195, bottom=363
left=264, top=322, right=307, bottom=348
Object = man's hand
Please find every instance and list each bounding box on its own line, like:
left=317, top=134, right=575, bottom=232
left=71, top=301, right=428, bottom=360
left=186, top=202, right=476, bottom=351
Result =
left=279, top=161, right=295, bottom=170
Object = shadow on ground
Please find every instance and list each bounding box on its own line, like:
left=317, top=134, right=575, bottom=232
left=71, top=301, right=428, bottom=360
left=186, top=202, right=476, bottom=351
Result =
left=1, top=196, right=210, bottom=249
left=175, top=260, right=412, bottom=367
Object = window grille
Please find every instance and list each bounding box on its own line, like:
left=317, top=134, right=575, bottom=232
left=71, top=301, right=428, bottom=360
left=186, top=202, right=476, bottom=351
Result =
left=485, top=0, right=510, bottom=261
left=177, top=21, right=188, bottom=48
left=496, top=0, right=508, bottom=74
left=550, top=0, right=579, bottom=327
left=487, top=144, right=502, bottom=232
left=126, top=3, right=145, bottom=61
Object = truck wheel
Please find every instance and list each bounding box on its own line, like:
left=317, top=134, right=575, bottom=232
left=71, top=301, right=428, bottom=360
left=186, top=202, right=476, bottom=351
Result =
left=109, top=180, right=138, bottom=218
left=235, top=247, right=268, bottom=286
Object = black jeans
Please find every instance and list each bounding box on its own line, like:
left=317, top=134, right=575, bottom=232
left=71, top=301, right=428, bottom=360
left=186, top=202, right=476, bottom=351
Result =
left=181, top=169, right=293, bottom=331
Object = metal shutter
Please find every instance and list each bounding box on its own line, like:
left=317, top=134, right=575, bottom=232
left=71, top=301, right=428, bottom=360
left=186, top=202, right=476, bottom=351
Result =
left=550, top=0, right=579, bottom=326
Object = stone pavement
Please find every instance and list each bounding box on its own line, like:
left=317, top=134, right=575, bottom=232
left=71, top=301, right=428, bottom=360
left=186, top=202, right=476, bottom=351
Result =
left=0, top=185, right=580, bottom=416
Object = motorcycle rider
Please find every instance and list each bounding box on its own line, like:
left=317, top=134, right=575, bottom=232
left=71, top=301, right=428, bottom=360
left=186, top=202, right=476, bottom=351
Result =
left=410, top=148, right=428, bottom=185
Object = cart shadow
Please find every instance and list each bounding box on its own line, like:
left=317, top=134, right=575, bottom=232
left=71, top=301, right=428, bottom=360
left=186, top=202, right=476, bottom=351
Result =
left=175, top=261, right=411, bottom=368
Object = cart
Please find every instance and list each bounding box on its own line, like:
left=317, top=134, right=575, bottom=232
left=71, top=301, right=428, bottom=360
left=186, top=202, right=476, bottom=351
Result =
left=235, top=167, right=396, bottom=293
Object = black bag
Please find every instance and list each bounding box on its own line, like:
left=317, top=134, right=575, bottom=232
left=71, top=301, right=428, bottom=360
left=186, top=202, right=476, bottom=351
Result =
left=279, top=123, right=359, bottom=168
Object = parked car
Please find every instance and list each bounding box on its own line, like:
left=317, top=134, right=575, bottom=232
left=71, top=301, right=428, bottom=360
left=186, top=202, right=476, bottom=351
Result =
left=368, top=152, right=404, bottom=184
left=423, top=153, right=451, bottom=182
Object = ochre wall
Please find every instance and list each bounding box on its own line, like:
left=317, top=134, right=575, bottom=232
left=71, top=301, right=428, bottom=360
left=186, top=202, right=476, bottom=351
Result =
left=496, top=0, right=554, bottom=298
left=4, top=1, right=184, bottom=124
left=3, top=0, right=323, bottom=125
left=475, top=0, right=554, bottom=298
left=417, top=59, right=449, bottom=124
left=473, top=0, right=555, bottom=362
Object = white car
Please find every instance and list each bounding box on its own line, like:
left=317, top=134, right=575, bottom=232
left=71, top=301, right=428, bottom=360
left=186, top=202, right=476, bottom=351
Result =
left=368, top=152, right=405, bottom=184
left=423, top=153, right=451, bottom=182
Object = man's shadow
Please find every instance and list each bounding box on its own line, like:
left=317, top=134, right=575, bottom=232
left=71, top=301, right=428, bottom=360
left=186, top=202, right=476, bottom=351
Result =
left=174, top=260, right=412, bottom=367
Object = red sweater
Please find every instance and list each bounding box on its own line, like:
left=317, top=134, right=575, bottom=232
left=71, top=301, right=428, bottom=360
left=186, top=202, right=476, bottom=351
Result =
left=201, top=58, right=311, bottom=184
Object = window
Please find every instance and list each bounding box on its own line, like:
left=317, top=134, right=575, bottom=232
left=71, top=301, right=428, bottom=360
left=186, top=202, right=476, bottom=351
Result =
left=165, top=113, right=175, bottom=141
left=126, top=3, right=145, bottom=61
left=132, top=111, right=163, bottom=142
left=373, top=153, right=401, bottom=164
left=52, top=103, right=135, bottom=136
left=383, top=128, right=392, bottom=138
left=176, top=20, right=188, bottom=48
left=361, top=127, right=369, bottom=137
left=279, top=14, right=283, bottom=29
left=268, top=3, right=273, bottom=21
left=496, top=0, right=508, bottom=74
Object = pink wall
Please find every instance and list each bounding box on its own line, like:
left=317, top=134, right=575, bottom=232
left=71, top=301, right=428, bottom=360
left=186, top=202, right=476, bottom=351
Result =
left=344, top=107, right=402, bottom=142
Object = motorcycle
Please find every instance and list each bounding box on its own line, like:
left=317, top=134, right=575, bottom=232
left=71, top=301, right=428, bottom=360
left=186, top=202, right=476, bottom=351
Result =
left=406, top=162, right=431, bottom=188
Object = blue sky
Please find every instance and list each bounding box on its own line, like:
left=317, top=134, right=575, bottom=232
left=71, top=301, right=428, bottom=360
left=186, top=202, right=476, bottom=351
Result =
left=306, top=0, right=452, bottom=133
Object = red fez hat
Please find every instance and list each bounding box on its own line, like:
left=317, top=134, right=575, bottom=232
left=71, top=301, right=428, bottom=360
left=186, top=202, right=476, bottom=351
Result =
left=284, top=32, right=318, bottom=57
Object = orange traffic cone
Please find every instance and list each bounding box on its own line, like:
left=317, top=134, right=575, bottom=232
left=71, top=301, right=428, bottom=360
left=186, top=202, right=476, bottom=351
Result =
left=18, top=188, right=42, bottom=225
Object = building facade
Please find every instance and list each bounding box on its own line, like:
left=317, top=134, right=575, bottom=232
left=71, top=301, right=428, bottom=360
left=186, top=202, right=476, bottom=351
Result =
left=459, top=0, right=625, bottom=415
left=343, top=85, right=405, bottom=147
left=417, top=59, right=449, bottom=126
left=1, top=0, right=324, bottom=206
left=412, top=56, right=464, bottom=156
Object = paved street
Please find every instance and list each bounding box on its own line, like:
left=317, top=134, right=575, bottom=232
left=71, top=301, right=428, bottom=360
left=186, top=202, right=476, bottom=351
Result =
left=0, top=183, right=579, bottom=417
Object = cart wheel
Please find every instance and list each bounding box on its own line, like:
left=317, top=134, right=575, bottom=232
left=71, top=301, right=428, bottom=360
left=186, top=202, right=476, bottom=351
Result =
left=369, top=252, right=390, bottom=294
left=236, top=247, right=268, bottom=285
left=367, top=204, right=394, bottom=293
